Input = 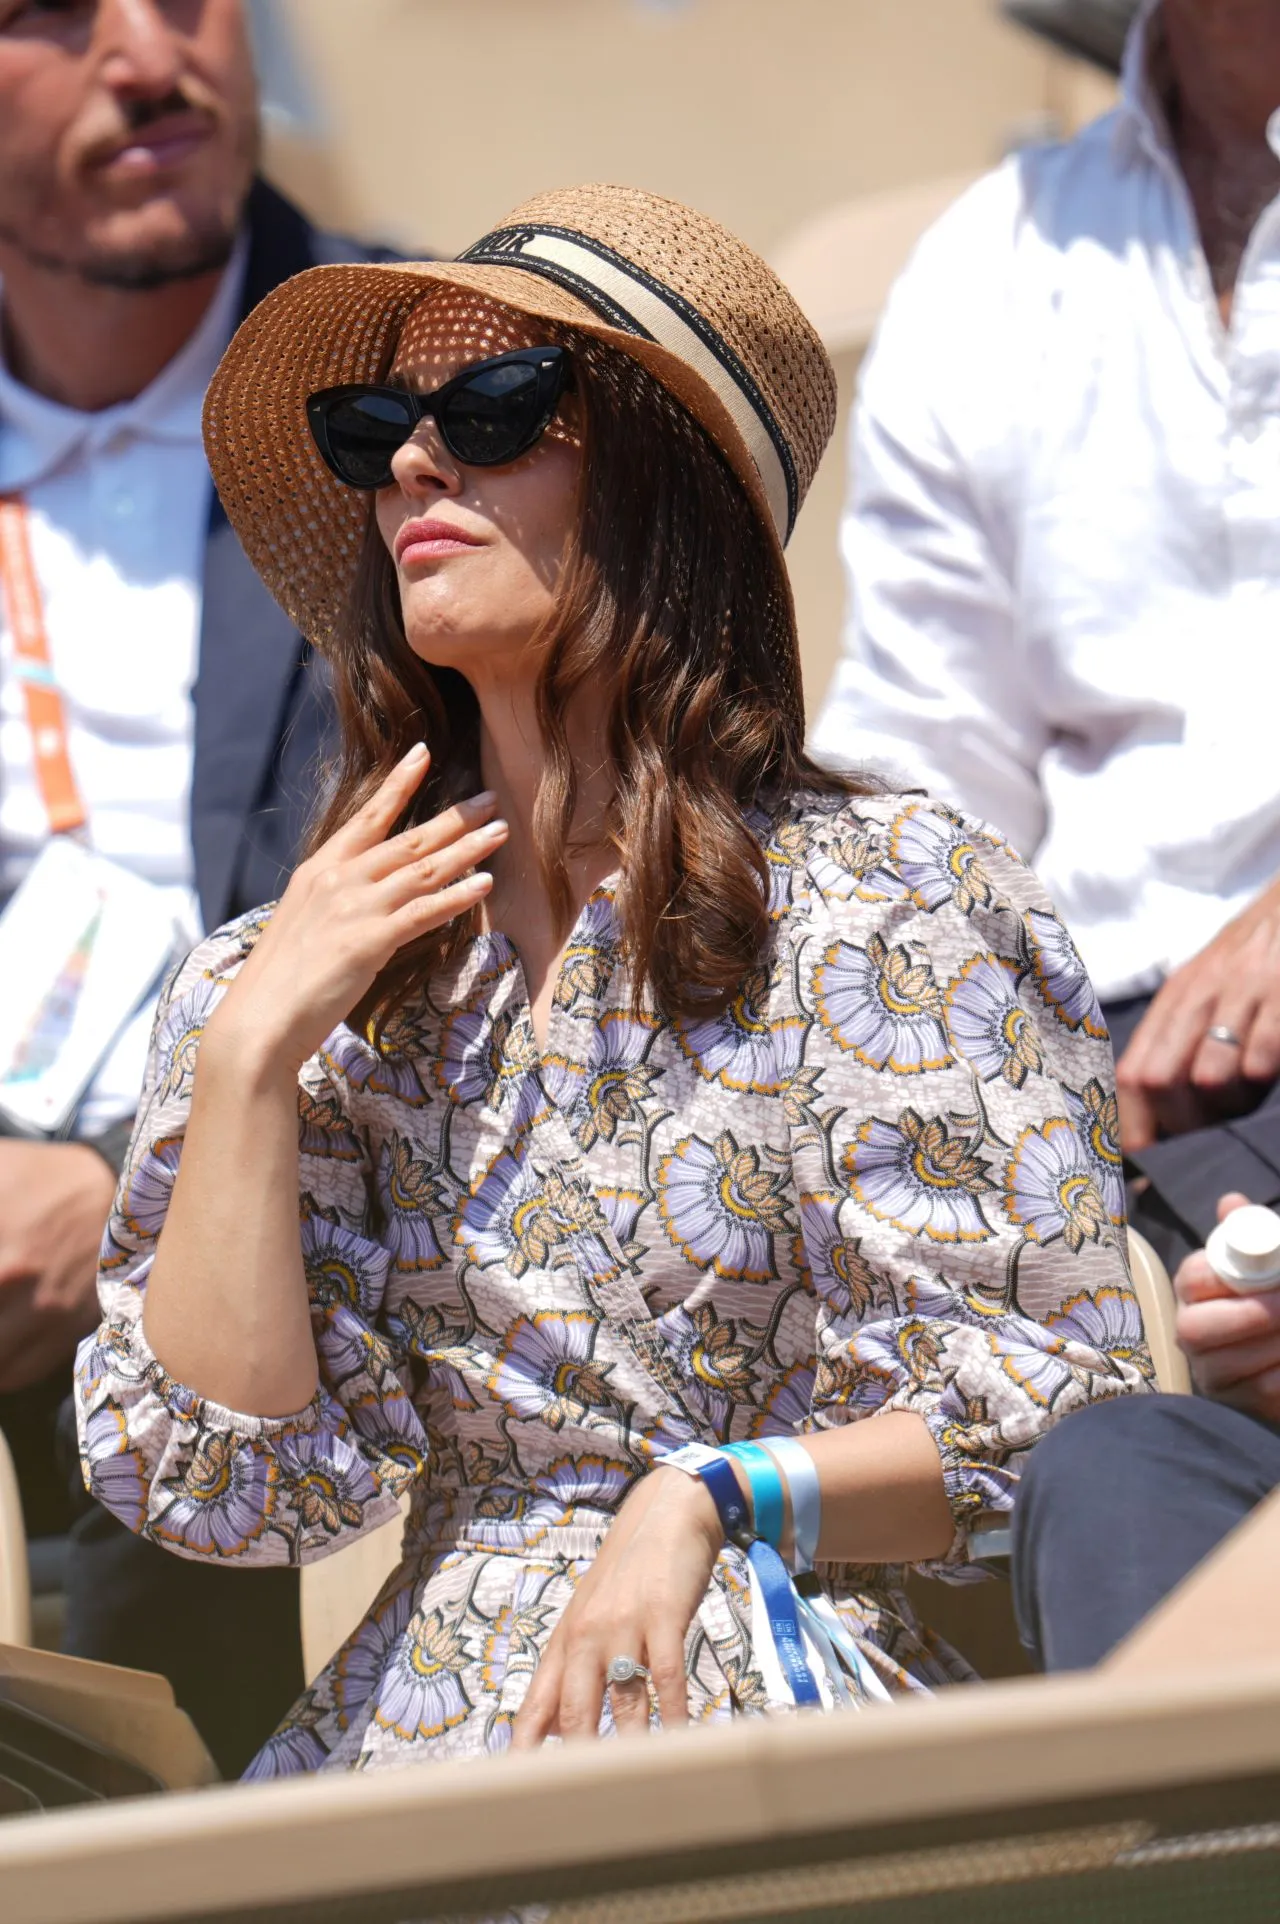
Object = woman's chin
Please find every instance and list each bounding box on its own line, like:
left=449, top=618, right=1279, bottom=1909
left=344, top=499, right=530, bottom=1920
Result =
left=403, top=619, right=550, bottom=679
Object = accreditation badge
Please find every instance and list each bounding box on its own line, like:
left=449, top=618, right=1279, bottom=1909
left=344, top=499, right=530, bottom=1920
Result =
left=0, top=839, right=182, bottom=1137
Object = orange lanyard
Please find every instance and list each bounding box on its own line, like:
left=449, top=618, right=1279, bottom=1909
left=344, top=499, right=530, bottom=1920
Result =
left=0, top=494, right=88, bottom=837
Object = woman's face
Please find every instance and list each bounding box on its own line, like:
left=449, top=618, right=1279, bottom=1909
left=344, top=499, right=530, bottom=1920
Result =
left=375, top=292, right=582, bottom=681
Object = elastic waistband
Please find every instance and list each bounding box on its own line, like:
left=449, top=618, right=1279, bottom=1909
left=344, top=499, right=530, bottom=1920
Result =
left=402, top=1490, right=617, bottom=1563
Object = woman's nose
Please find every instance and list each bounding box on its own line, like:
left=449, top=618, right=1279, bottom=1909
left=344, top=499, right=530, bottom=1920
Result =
left=390, top=425, right=463, bottom=498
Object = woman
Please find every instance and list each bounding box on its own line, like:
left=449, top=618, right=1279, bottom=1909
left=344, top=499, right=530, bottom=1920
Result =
left=75, top=185, right=1150, bottom=1776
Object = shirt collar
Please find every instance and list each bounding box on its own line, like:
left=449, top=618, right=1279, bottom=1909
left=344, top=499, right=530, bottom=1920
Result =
left=1112, top=0, right=1179, bottom=169
left=0, top=228, right=248, bottom=495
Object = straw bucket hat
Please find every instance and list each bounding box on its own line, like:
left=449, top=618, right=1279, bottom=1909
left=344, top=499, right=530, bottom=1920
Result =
left=202, top=182, right=837, bottom=708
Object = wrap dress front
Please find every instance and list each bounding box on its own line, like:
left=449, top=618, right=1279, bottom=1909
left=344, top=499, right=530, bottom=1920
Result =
left=74, top=791, right=1153, bottom=1775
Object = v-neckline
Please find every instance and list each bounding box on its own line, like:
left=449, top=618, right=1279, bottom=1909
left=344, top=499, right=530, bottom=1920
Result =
left=483, top=877, right=622, bottom=1064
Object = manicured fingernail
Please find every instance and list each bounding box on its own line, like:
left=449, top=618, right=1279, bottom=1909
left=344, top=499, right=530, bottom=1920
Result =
left=483, top=818, right=508, bottom=839
left=404, top=742, right=428, bottom=765
left=470, top=789, right=497, bottom=807
left=471, top=870, right=493, bottom=889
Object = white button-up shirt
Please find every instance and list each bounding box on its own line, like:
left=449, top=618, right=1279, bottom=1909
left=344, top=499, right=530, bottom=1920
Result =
left=0, top=241, right=245, bottom=1133
left=812, top=0, right=1280, bottom=1004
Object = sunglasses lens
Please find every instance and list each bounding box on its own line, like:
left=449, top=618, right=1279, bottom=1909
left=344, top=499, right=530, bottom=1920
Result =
left=440, top=361, right=548, bottom=465
left=321, top=391, right=416, bottom=487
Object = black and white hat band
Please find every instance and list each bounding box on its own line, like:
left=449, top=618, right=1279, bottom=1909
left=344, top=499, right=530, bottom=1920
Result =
left=459, top=224, right=799, bottom=543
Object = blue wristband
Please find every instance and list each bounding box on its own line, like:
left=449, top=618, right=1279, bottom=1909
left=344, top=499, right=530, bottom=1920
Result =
left=662, top=1443, right=755, bottom=1548
left=724, top=1442, right=786, bottom=1550
left=760, top=1436, right=822, bottom=1570
left=748, top=1539, right=823, bottom=1708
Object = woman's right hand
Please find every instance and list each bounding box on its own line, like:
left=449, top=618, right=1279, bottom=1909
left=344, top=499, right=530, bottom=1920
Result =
left=206, top=743, right=506, bottom=1079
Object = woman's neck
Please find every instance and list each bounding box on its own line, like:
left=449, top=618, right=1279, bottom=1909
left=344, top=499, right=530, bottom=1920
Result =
left=469, top=673, right=616, bottom=1026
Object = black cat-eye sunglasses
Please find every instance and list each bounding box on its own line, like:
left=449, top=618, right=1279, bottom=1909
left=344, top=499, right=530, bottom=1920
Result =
left=306, top=346, right=572, bottom=490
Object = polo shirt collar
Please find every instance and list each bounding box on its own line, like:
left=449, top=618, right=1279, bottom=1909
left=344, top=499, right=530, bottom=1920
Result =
left=1112, top=0, right=1177, bottom=169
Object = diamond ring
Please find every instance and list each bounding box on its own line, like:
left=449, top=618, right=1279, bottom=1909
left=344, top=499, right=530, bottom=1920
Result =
left=605, top=1655, right=651, bottom=1688
left=1205, top=1024, right=1243, bottom=1049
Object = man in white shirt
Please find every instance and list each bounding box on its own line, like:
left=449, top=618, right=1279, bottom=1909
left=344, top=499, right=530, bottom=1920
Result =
left=0, top=0, right=395, bottom=1774
left=816, top=0, right=1280, bottom=1666
left=814, top=0, right=1280, bottom=1273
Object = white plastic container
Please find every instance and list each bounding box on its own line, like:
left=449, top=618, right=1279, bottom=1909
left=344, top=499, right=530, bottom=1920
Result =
left=1205, top=1205, right=1280, bottom=1293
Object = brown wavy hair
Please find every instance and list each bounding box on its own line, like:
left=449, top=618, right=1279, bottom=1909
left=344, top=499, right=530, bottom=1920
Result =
left=308, top=327, right=867, bottom=1030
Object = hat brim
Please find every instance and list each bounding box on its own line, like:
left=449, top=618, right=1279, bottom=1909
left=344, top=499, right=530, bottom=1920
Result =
left=202, top=257, right=799, bottom=684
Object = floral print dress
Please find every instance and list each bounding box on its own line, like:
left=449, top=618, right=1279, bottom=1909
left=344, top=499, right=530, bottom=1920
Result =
left=75, top=792, right=1152, bottom=1776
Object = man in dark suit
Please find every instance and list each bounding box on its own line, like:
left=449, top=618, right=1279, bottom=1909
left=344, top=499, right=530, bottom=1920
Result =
left=0, top=0, right=396, bottom=1774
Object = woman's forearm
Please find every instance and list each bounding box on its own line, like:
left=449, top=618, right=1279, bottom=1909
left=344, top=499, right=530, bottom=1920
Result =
left=139, top=1030, right=319, bottom=1418
left=722, top=1412, right=954, bottom=1566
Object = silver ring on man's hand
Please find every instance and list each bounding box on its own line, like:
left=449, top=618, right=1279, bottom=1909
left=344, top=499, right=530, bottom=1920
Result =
left=1205, top=1024, right=1243, bottom=1049
left=605, top=1655, right=651, bottom=1688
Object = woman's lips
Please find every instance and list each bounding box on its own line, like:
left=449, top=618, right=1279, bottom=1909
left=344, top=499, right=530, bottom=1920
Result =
left=395, top=519, right=484, bottom=565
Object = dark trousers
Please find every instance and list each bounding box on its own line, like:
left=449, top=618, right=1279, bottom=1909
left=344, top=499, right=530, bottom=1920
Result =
left=1012, top=1393, right=1280, bottom=1670
left=1, top=1373, right=302, bottom=1780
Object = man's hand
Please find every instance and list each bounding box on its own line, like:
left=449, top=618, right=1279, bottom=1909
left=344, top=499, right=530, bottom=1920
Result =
left=0, top=1139, right=117, bottom=1395
left=1175, top=1192, right=1280, bottom=1423
left=1117, top=880, right=1280, bottom=1151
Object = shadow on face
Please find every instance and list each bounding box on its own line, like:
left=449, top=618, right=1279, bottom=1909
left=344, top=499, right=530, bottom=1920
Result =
left=374, top=287, right=585, bottom=687
left=0, top=0, right=258, bottom=289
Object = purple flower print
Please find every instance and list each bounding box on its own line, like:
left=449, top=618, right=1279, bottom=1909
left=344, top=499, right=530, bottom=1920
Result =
left=83, top=1400, right=149, bottom=1534
left=844, top=1111, right=995, bottom=1243
left=1046, top=1284, right=1152, bottom=1379
left=596, top=1186, right=648, bottom=1271
left=296, top=1077, right=362, bottom=1163
left=322, top=1003, right=430, bottom=1105
left=344, top=1387, right=429, bottom=1484
left=1004, top=1118, right=1109, bottom=1252
left=1026, top=909, right=1107, bottom=1038
left=811, top=934, right=951, bottom=1074
left=794, top=1193, right=879, bottom=1319
left=552, top=891, right=620, bottom=1010
left=530, top=1453, right=634, bottom=1523
left=243, top=1723, right=330, bottom=1780
left=488, top=1311, right=614, bottom=1430
left=1063, top=1078, right=1126, bottom=1224
left=805, top=824, right=908, bottom=905
left=989, top=1326, right=1075, bottom=1409
left=303, top=1218, right=387, bottom=1321
left=656, top=1302, right=758, bottom=1430
left=658, top=1130, right=794, bottom=1281
left=152, top=979, right=221, bottom=1103
left=152, top=1432, right=278, bottom=1558
left=572, top=1011, right=665, bottom=1148
left=118, top=1134, right=183, bottom=1240
left=749, top=1361, right=815, bottom=1437
left=437, top=1000, right=538, bottom=1111
left=335, top=1584, right=416, bottom=1730
left=850, top=1315, right=946, bottom=1390
left=459, top=1149, right=602, bottom=1279
left=890, top=804, right=997, bottom=915
left=276, top=1430, right=380, bottom=1542
left=459, top=1150, right=569, bottom=1278
left=764, top=818, right=810, bottom=920
left=944, top=953, right=1044, bottom=1088
left=385, top=1298, right=479, bottom=1414
left=376, top=1135, right=447, bottom=1272
left=674, top=970, right=807, bottom=1095
left=374, top=1609, right=472, bottom=1743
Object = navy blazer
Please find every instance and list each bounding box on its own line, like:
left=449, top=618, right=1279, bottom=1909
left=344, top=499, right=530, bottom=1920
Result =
left=192, top=180, right=401, bottom=930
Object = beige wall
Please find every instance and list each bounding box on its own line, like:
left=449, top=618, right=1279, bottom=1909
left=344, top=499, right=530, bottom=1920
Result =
left=265, top=0, right=1115, bottom=720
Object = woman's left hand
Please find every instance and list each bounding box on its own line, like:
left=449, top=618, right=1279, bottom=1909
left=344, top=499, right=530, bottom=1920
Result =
left=511, top=1467, right=723, bottom=1745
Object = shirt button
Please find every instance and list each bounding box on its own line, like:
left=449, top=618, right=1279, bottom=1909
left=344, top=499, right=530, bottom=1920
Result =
left=110, top=492, right=136, bottom=518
